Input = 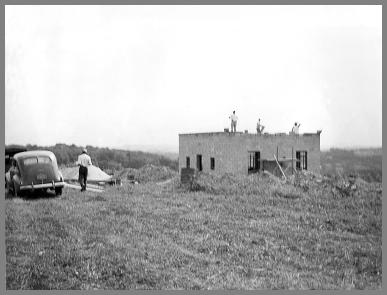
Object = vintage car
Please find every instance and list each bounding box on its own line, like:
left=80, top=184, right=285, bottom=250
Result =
left=5, top=150, right=65, bottom=196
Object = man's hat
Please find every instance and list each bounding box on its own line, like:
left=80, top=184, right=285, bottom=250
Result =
left=82, top=148, right=87, bottom=154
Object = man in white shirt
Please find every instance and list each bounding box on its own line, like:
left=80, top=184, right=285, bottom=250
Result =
left=292, top=122, right=301, bottom=135
left=229, top=111, right=238, bottom=133
left=257, top=118, right=265, bottom=134
left=77, top=148, right=92, bottom=191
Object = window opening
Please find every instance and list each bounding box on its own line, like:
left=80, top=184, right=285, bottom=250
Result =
left=296, top=151, right=307, bottom=170
left=210, top=157, right=215, bottom=170
left=196, top=154, right=202, bottom=171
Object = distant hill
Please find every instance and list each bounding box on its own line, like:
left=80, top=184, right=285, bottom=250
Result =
left=156, top=152, right=179, bottom=160
left=321, top=147, right=382, bottom=182
left=118, top=144, right=178, bottom=160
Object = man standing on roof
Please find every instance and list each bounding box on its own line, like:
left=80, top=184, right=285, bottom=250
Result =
left=291, top=122, right=301, bottom=135
left=229, top=110, right=238, bottom=133
left=77, top=148, right=92, bottom=192
left=257, top=118, right=265, bottom=134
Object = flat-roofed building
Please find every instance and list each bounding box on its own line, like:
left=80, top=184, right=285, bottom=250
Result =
left=179, top=131, right=322, bottom=176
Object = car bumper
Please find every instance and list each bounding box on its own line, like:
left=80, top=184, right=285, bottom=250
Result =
left=20, top=182, right=66, bottom=191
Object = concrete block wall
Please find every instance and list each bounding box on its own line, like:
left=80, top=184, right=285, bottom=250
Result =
left=179, top=131, right=321, bottom=175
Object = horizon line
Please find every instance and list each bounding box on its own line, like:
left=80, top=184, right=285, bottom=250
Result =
left=4, top=142, right=383, bottom=153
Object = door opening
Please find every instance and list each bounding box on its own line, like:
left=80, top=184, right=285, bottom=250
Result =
left=248, top=151, right=260, bottom=174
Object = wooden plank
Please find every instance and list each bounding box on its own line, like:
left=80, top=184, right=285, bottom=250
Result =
left=273, top=154, right=287, bottom=181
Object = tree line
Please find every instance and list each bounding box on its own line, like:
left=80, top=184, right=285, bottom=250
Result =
left=6, top=143, right=178, bottom=172
left=320, top=148, right=382, bottom=182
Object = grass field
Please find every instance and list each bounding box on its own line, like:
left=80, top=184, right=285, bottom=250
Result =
left=5, top=172, right=382, bottom=290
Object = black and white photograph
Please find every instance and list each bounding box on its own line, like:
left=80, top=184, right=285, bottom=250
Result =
left=4, top=4, right=382, bottom=290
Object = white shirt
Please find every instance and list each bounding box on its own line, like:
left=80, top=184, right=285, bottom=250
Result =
left=292, top=125, right=299, bottom=134
left=77, top=153, right=92, bottom=167
left=230, top=114, right=238, bottom=122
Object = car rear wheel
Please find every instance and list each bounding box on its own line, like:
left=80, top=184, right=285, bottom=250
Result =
left=55, top=187, right=62, bottom=196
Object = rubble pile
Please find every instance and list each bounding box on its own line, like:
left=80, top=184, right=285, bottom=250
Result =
left=285, top=170, right=381, bottom=198
left=187, top=169, right=381, bottom=199
left=115, top=165, right=178, bottom=183
left=137, top=164, right=178, bottom=182
left=286, top=170, right=324, bottom=192
left=115, top=168, right=138, bottom=180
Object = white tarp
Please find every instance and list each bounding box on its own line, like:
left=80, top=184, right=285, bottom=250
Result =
left=60, top=165, right=112, bottom=182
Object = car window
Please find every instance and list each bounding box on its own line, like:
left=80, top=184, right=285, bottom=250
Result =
left=23, top=158, right=38, bottom=165
left=23, top=156, right=52, bottom=165
left=38, top=156, right=52, bottom=164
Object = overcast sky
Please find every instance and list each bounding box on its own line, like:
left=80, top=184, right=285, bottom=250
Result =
left=5, top=5, right=382, bottom=151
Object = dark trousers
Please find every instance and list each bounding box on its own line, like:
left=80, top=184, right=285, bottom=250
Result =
left=79, top=166, right=88, bottom=191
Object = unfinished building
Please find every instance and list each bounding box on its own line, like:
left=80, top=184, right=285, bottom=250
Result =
left=179, top=131, right=322, bottom=176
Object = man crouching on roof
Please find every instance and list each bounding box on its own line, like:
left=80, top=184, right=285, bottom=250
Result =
left=77, top=148, right=92, bottom=192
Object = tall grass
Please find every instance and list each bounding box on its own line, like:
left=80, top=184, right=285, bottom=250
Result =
left=6, top=172, right=381, bottom=289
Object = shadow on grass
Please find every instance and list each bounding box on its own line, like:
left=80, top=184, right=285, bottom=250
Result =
left=5, top=187, right=59, bottom=201
left=20, top=190, right=59, bottom=201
